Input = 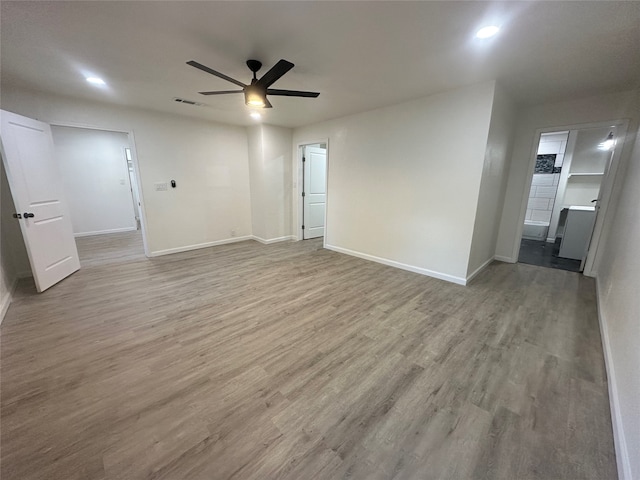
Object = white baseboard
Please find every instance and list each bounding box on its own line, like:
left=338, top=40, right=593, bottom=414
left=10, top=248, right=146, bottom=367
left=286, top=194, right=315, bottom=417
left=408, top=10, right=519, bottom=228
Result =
left=595, top=277, right=631, bottom=480
left=466, top=257, right=494, bottom=284
left=251, top=235, right=296, bottom=245
left=74, top=226, right=137, bottom=238
left=494, top=255, right=516, bottom=263
left=149, top=236, right=252, bottom=257
left=0, top=276, right=19, bottom=325
left=325, top=244, right=466, bottom=285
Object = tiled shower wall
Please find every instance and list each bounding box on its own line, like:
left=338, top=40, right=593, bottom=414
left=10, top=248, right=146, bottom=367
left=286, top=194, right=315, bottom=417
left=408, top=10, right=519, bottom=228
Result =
left=526, top=132, right=568, bottom=223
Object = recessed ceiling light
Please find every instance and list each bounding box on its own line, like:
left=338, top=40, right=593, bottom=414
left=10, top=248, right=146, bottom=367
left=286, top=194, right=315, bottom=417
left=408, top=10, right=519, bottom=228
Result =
left=476, top=26, right=500, bottom=39
left=86, top=77, right=106, bottom=85
left=250, top=112, right=261, bottom=120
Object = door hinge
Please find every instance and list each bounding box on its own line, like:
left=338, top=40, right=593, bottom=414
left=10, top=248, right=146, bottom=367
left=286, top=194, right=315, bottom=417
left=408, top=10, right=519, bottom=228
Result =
left=302, top=192, right=306, bottom=197
left=302, top=156, right=306, bottom=162
left=302, top=225, right=305, bottom=230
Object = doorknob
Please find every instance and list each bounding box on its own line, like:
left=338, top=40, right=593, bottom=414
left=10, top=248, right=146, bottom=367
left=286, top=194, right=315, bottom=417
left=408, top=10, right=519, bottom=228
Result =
left=23, top=212, right=35, bottom=218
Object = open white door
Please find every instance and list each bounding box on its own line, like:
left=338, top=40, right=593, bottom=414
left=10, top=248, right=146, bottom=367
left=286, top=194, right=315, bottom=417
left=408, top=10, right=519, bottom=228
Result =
left=0, top=110, right=80, bottom=292
left=302, top=146, right=327, bottom=239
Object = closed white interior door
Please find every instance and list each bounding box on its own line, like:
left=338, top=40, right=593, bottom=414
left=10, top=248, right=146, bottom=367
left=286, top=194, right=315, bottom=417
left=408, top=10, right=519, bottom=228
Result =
left=0, top=110, right=80, bottom=292
left=303, top=146, right=327, bottom=239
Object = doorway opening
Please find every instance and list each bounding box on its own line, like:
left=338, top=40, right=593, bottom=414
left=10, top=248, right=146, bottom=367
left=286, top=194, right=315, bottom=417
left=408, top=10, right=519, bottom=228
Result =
left=298, top=142, right=328, bottom=240
left=50, top=125, right=148, bottom=267
left=518, top=123, right=624, bottom=273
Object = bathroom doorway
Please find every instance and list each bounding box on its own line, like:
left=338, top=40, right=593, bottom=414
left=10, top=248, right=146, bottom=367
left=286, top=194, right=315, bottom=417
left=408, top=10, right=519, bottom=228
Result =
left=297, top=141, right=328, bottom=240
left=518, top=125, right=620, bottom=272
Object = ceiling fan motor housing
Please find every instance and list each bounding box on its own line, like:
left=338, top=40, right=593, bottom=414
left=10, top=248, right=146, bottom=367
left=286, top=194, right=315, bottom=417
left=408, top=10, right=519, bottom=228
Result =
left=246, top=59, right=263, bottom=75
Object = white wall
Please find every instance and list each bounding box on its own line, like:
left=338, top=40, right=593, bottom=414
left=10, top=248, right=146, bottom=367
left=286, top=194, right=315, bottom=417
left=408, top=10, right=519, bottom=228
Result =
left=0, top=161, right=30, bottom=322
left=467, top=84, right=516, bottom=278
left=570, top=127, right=611, bottom=175
left=293, top=81, right=496, bottom=283
left=562, top=127, right=611, bottom=207
left=247, top=124, right=293, bottom=242
left=0, top=87, right=252, bottom=256
left=596, top=127, right=640, bottom=480
left=247, top=125, right=265, bottom=239
left=0, top=247, right=13, bottom=323
left=51, top=126, right=137, bottom=236
left=1, top=163, right=18, bottom=321
left=495, top=89, right=640, bottom=263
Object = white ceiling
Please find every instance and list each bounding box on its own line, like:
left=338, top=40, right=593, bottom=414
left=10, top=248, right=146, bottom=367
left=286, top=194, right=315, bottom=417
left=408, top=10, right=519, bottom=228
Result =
left=2, top=1, right=639, bottom=128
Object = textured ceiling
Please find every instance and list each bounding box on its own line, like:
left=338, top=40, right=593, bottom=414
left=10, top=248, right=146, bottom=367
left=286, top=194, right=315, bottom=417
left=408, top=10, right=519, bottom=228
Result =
left=2, top=1, right=639, bottom=128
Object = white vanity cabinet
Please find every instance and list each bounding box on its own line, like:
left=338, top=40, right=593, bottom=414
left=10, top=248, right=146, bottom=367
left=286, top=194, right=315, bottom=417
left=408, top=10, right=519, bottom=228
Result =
left=558, top=206, right=596, bottom=260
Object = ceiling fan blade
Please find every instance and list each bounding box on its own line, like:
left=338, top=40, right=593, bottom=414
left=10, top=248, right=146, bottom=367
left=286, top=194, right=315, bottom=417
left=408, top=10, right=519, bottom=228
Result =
left=263, top=97, right=273, bottom=108
left=198, top=90, right=244, bottom=96
left=187, top=60, right=246, bottom=88
left=267, top=89, right=320, bottom=98
left=256, top=59, right=294, bottom=88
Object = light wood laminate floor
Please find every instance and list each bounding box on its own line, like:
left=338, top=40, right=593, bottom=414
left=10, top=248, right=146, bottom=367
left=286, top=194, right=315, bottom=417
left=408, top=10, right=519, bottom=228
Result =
left=75, top=230, right=145, bottom=267
left=1, top=236, right=616, bottom=479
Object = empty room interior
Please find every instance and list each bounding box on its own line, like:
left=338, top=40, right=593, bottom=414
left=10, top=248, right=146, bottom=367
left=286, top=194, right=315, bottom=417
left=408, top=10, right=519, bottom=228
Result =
left=1, top=2, right=639, bottom=479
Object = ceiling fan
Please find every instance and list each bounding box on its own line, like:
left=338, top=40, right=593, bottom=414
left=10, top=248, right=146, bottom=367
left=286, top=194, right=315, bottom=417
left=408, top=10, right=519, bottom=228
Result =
left=187, top=59, right=320, bottom=108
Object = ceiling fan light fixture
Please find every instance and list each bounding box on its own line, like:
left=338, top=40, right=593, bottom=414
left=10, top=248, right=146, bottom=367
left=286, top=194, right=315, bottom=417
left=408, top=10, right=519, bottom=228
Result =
left=246, top=98, right=266, bottom=108
left=245, top=85, right=266, bottom=108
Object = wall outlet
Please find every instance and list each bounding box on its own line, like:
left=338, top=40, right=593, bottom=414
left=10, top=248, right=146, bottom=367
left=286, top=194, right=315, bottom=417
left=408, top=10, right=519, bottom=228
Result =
left=154, top=182, right=168, bottom=191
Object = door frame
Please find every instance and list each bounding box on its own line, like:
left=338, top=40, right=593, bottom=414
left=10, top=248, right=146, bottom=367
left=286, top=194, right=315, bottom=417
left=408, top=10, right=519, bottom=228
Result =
left=513, top=118, right=629, bottom=276
left=124, top=146, right=142, bottom=228
left=49, top=122, right=151, bottom=258
left=294, top=138, right=329, bottom=244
